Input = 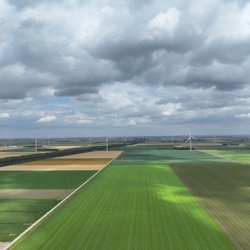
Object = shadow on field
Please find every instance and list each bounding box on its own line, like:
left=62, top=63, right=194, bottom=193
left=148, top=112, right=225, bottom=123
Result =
left=170, top=161, right=250, bottom=205
left=170, top=161, right=250, bottom=250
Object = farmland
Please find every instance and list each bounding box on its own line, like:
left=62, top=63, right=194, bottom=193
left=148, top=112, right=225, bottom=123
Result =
left=119, top=149, right=221, bottom=162
left=0, top=151, right=121, bottom=171
left=171, top=161, right=250, bottom=250
left=202, top=149, right=250, bottom=164
left=0, top=150, right=121, bottom=247
left=0, top=170, right=96, bottom=242
left=0, top=152, right=43, bottom=159
left=11, top=149, right=234, bottom=250
left=0, top=171, right=96, bottom=189
left=0, top=199, right=57, bottom=242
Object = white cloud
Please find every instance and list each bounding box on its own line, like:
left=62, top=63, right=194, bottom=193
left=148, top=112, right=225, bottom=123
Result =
left=148, top=7, right=180, bottom=33
left=161, top=103, right=181, bottom=116
left=235, top=113, right=250, bottom=119
left=0, top=112, right=10, bottom=118
left=77, top=116, right=92, bottom=124
left=37, top=115, right=56, bottom=123
left=0, top=0, right=250, bottom=136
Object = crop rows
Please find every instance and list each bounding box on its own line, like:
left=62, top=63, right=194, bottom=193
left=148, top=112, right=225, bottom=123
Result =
left=0, top=199, right=58, bottom=241
left=171, top=161, right=250, bottom=250
left=12, top=150, right=234, bottom=250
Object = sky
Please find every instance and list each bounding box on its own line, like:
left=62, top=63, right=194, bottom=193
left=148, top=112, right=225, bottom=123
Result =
left=0, top=0, right=250, bottom=138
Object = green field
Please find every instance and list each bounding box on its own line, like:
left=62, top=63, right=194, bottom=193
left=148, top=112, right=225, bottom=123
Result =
left=201, top=149, right=250, bottom=164
left=171, top=161, right=250, bottom=250
left=119, top=149, right=221, bottom=162
left=11, top=151, right=234, bottom=250
left=0, top=171, right=96, bottom=189
left=0, top=199, right=57, bottom=241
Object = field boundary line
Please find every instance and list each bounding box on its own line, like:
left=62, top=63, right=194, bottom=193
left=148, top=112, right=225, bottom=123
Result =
left=198, top=150, right=231, bottom=161
left=7, top=151, right=123, bottom=250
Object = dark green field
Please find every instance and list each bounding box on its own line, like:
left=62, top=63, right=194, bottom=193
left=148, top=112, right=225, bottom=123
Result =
left=0, top=171, right=97, bottom=242
left=119, top=149, right=221, bottom=162
left=11, top=150, right=234, bottom=250
left=171, top=161, right=250, bottom=250
left=0, top=199, right=57, bottom=241
left=0, top=171, right=96, bottom=189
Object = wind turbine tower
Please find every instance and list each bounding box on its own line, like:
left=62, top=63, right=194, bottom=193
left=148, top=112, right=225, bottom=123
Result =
left=186, top=128, right=197, bottom=151
left=35, top=139, right=38, bottom=153
left=106, top=138, right=109, bottom=152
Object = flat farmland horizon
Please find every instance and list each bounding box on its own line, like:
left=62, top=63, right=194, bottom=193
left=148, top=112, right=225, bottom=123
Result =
left=10, top=149, right=236, bottom=250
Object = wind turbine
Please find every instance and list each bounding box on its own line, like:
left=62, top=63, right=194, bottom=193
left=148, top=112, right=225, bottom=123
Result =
left=186, top=128, right=197, bottom=151
left=35, top=139, right=38, bottom=153
left=106, top=137, right=109, bottom=152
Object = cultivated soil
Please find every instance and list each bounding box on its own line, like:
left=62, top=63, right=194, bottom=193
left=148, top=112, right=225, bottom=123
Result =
left=0, top=189, right=73, bottom=199
left=58, top=151, right=123, bottom=159
left=0, top=164, right=106, bottom=171
left=47, top=146, right=83, bottom=150
left=0, top=151, right=122, bottom=171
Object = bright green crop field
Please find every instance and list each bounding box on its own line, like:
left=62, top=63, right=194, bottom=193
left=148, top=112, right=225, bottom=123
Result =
left=0, top=171, right=96, bottom=189
left=11, top=151, right=234, bottom=250
left=201, top=149, right=250, bottom=164
left=0, top=199, right=58, bottom=241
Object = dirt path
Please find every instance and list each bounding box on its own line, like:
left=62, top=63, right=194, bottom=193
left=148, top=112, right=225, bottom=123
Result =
left=0, top=189, right=73, bottom=199
left=0, top=242, right=10, bottom=250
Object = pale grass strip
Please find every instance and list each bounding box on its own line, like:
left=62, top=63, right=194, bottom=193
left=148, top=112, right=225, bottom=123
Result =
left=6, top=151, right=122, bottom=250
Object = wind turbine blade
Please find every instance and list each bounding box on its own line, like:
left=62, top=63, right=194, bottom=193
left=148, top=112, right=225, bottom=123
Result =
left=192, top=136, right=198, bottom=140
left=188, top=128, right=191, bottom=136
left=186, top=137, right=191, bottom=143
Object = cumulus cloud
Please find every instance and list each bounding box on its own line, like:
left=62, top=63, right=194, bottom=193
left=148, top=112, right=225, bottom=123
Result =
left=0, top=112, right=10, bottom=118
left=0, top=0, right=249, bottom=136
left=37, top=115, right=56, bottom=123
left=148, top=7, right=180, bottom=34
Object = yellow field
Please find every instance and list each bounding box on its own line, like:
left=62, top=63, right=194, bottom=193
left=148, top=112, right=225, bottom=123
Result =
left=47, top=146, right=83, bottom=150
left=58, top=151, right=123, bottom=159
